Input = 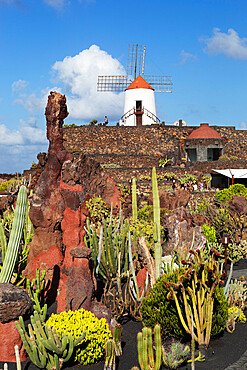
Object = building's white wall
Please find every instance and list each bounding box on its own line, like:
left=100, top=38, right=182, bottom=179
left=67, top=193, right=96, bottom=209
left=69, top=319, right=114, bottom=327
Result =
left=123, top=88, right=156, bottom=126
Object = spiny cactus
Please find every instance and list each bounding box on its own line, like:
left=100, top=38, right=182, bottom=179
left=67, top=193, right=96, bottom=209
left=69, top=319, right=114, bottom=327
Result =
left=15, top=311, right=86, bottom=370
left=152, top=167, right=162, bottom=280
left=0, top=185, right=28, bottom=283
left=137, top=324, right=162, bottom=370
left=26, top=268, right=47, bottom=322
left=132, top=177, right=138, bottom=221
left=104, top=324, right=122, bottom=370
left=104, top=339, right=116, bottom=370
left=162, top=342, right=190, bottom=369
left=165, top=249, right=226, bottom=347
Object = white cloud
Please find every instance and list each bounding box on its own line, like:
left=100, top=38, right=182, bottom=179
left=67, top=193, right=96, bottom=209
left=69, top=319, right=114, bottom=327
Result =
left=240, top=121, right=247, bottom=130
left=12, top=79, right=28, bottom=93
left=14, top=87, right=60, bottom=114
left=44, top=0, right=66, bottom=10
left=203, top=28, right=247, bottom=59
left=180, top=50, right=197, bottom=65
left=52, top=45, right=126, bottom=122
left=0, top=123, right=23, bottom=145
left=0, top=118, right=47, bottom=173
left=0, top=118, right=46, bottom=146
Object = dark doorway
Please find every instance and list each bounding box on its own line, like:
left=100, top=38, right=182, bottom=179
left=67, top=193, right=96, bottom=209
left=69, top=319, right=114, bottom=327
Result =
left=136, top=100, right=142, bottom=111
left=186, top=148, right=197, bottom=161
left=207, top=148, right=221, bottom=161
left=135, top=100, right=142, bottom=126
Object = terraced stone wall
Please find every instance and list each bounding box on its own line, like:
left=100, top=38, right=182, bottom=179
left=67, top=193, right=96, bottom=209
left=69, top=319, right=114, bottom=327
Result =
left=63, top=125, right=247, bottom=159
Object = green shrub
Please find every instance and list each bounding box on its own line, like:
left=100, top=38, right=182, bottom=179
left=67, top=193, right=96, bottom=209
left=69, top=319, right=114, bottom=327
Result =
left=202, top=224, right=217, bottom=243
left=141, top=269, right=228, bottom=339
left=0, top=178, right=17, bottom=191
left=218, top=154, right=229, bottom=161
left=63, top=123, right=79, bottom=128
left=45, top=308, right=112, bottom=365
left=30, top=161, right=37, bottom=170
left=230, top=156, right=239, bottom=161
left=211, top=286, right=229, bottom=336
left=215, top=184, right=247, bottom=203
left=179, top=174, right=197, bottom=186
left=86, top=195, right=110, bottom=223
left=118, top=184, right=130, bottom=196
left=141, top=270, right=187, bottom=339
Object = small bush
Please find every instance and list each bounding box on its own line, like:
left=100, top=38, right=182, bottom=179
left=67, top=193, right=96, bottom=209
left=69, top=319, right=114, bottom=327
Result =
left=141, top=271, right=187, bottom=338
left=46, top=308, right=112, bottom=365
left=218, top=154, right=229, bottom=161
left=86, top=195, right=110, bottom=223
left=202, top=224, right=217, bottom=243
left=215, top=184, right=247, bottom=203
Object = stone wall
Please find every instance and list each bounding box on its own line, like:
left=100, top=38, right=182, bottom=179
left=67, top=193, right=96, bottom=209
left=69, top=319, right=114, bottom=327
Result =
left=63, top=125, right=247, bottom=159
left=63, top=125, right=247, bottom=184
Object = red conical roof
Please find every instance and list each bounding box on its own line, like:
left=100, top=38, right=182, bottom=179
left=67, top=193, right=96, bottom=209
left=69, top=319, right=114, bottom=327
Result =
left=126, top=75, right=154, bottom=90
left=188, top=124, right=221, bottom=139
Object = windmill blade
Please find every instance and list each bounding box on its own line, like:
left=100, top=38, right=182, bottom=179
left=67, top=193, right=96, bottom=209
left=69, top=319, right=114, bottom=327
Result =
left=144, top=75, right=173, bottom=93
left=127, top=44, right=146, bottom=79
left=97, top=75, right=128, bottom=92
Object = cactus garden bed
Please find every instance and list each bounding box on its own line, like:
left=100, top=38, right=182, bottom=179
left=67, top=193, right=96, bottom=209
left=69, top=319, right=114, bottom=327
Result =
left=0, top=309, right=246, bottom=370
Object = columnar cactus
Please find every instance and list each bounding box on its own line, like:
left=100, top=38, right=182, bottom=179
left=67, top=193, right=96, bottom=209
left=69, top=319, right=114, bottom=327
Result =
left=26, top=268, right=47, bottom=322
left=0, top=185, right=28, bottom=283
left=137, top=324, right=162, bottom=370
left=152, top=167, right=162, bottom=280
left=15, top=311, right=86, bottom=370
left=132, top=177, right=138, bottom=221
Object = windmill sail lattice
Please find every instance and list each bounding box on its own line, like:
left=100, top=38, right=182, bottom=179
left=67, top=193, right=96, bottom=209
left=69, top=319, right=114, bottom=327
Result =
left=97, top=44, right=173, bottom=93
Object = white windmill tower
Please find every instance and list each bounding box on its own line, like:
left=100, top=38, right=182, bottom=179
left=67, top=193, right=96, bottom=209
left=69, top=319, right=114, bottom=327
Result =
left=97, top=44, right=173, bottom=126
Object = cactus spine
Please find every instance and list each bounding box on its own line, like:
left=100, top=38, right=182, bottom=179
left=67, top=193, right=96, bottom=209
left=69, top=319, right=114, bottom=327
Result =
left=15, top=311, right=86, bottom=370
left=152, top=167, right=162, bottom=280
left=0, top=185, right=28, bottom=283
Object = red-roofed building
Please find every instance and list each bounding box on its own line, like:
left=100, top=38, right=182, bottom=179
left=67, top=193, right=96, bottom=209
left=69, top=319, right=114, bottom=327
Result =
left=185, top=123, right=225, bottom=161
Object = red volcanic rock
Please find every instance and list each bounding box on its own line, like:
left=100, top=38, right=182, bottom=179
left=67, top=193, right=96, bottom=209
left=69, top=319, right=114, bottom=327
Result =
left=65, top=264, right=94, bottom=312
left=0, top=284, right=32, bottom=363
left=0, top=321, right=26, bottom=362
left=24, top=91, right=120, bottom=316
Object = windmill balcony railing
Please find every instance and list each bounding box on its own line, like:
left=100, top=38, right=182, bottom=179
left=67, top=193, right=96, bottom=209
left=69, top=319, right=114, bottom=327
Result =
left=121, top=107, right=160, bottom=124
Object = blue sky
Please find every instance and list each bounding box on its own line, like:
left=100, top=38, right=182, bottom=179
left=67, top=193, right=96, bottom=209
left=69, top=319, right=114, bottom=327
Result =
left=0, top=0, right=247, bottom=173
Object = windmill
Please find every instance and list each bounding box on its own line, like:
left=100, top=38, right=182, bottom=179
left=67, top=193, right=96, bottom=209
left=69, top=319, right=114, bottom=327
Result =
left=97, top=44, right=173, bottom=126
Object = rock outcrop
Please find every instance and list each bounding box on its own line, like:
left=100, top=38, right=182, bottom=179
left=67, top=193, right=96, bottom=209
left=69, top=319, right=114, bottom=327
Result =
left=163, top=207, right=206, bottom=255
left=148, top=189, right=190, bottom=210
left=0, top=284, right=33, bottom=362
left=24, top=91, right=120, bottom=315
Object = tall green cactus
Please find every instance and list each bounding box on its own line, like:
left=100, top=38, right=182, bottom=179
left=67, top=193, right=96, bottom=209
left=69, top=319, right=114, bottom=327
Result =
left=137, top=324, right=162, bottom=370
left=0, top=220, right=7, bottom=263
left=26, top=268, right=47, bottom=322
left=15, top=311, right=86, bottom=370
left=152, top=167, right=162, bottom=280
left=0, top=185, right=27, bottom=283
left=132, top=177, right=138, bottom=221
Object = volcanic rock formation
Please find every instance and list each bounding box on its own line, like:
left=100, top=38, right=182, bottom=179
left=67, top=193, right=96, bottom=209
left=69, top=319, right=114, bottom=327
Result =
left=24, top=91, right=119, bottom=316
